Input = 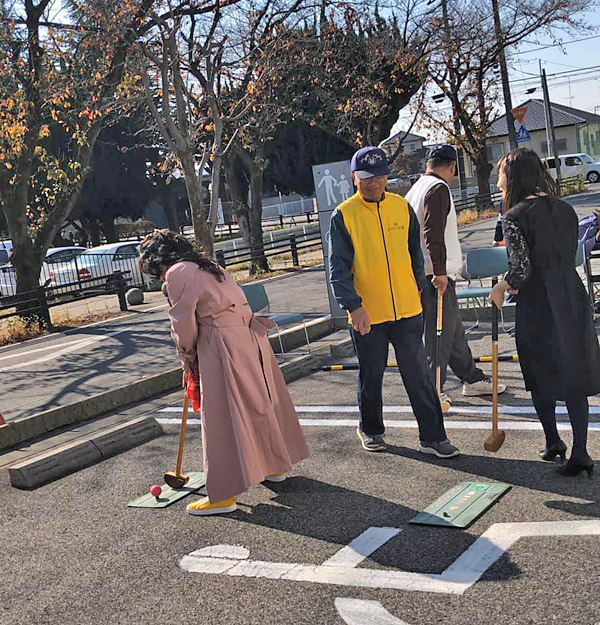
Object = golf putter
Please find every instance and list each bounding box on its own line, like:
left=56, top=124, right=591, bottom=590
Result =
left=164, top=392, right=190, bottom=489
left=484, top=278, right=506, bottom=452
left=436, top=289, right=451, bottom=414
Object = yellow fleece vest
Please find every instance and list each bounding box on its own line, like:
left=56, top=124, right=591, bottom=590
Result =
left=338, top=192, right=422, bottom=325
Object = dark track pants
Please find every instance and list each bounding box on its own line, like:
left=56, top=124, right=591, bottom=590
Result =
left=422, top=278, right=487, bottom=388
left=351, top=314, right=447, bottom=445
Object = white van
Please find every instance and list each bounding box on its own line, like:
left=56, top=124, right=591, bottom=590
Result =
left=541, top=153, right=600, bottom=183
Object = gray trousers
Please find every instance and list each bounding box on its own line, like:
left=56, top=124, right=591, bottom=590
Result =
left=421, top=277, right=487, bottom=389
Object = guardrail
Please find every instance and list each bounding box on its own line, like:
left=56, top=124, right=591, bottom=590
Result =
left=215, top=231, right=323, bottom=269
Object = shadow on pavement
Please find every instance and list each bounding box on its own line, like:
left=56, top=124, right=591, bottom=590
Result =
left=230, top=476, right=521, bottom=581
left=385, top=445, right=599, bottom=500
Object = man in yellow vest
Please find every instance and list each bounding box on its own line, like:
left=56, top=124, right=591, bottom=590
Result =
left=328, top=146, right=459, bottom=458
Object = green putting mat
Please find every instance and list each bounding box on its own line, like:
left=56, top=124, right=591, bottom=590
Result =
left=410, top=481, right=511, bottom=528
left=128, top=472, right=206, bottom=509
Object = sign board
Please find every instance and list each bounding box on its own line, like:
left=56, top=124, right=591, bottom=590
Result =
left=512, top=106, right=528, bottom=125
left=410, top=481, right=511, bottom=528
left=312, top=160, right=353, bottom=319
left=516, top=124, right=531, bottom=143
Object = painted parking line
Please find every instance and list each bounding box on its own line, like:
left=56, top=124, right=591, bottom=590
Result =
left=179, top=520, right=600, bottom=595
left=159, top=404, right=600, bottom=415
left=155, top=416, right=600, bottom=431
left=0, top=330, right=124, bottom=372
left=335, top=598, right=409, bottom=625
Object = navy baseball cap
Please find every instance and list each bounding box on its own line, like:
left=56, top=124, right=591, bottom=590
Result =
left=350, top=146, right=391, bottom=179
left=427, top=145, right=457, bottom=161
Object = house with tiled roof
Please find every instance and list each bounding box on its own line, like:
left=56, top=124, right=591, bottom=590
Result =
left=485, top=99, right=600, bottom=176
left=380, top=130, right=427, bottom=158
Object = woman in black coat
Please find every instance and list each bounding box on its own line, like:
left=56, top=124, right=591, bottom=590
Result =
left=490, top=148, right=600, bottom=477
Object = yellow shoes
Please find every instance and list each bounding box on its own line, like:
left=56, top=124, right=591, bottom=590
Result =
left=264, top=473, right=287, bottom=483
left=186, top=497, right=237, bottom=516
left=186, top=476, right=288, bottom=516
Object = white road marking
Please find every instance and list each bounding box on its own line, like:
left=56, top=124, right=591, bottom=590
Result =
left=322, top=528, right=401, bottom=568
left=180, top=520, right=600, bottom=595
left=156, top=417, right=600, bottom=431
left=0, top=330, right=124, bottom=371
left=335, top=598, right=409, bottom=625
left=141, top=303, right=168, bottom=312
left=0, top=338, right=91, bottom=361
left=159, top=404, right=600, bottom=415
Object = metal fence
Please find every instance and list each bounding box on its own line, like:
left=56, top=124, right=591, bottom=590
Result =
left=0, top=253, right=147, bottom=298
left=454, top=192, right=503, bottom=213
left=0, top=270, right=132, bottom=331
left=215, top=231, right=323, bottom=269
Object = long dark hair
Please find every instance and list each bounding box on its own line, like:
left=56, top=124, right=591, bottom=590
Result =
left=138, top=229, right=224, bottom=281
left=498, top=147, right=557, bottom=211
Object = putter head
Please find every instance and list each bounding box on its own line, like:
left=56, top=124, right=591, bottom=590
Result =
left=164, top=471, right=189, bottom=489
left=484, top=430, right=506, bottom=453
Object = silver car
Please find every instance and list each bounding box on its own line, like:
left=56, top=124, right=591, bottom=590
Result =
left=0, top=246, right=85, bottom=296
left=48, top=242, right=149, bottom=293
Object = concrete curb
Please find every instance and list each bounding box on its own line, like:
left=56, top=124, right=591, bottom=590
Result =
left=0, top=315, right=339, bottom=451
left=0, top=369, right=180, bottom=451
left=9, top=416, right=162, bottom=490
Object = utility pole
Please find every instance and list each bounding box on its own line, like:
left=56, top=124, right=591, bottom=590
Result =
left=491, top=0, right=517, bottom=151
left=541, top=66, right=562, bottom=186
left=441, top=0, right=468, bottom=198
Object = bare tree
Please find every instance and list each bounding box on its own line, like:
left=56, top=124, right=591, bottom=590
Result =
left=421, top=0, right=591, bottom=202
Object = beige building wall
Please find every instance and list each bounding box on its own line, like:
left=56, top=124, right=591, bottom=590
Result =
left=483, top=126, right=579, bottom=184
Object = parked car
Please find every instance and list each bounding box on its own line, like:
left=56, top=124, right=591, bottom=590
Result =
left=542, top=153, right=600, bottom=183
left=48, top=242, right=149, bottom=293
left=0, top=246, right=85, bottom=297
left=0, top=239, right=13, bottom=266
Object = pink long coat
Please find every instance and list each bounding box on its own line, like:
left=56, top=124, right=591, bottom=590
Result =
left=165, top=261, right=309, bottom=502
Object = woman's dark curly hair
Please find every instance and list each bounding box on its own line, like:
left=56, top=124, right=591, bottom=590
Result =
left=138, top=229, right=224, bottom=281
left=498, top=147, right=557, bottom=211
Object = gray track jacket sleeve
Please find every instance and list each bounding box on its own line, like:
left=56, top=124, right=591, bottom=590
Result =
left=328, top=209, right=362, bottom=313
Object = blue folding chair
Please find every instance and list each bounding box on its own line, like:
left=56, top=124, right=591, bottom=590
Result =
left=241, top=282, right=310, bottom=357
left=456, top=247, right=509, bottom=332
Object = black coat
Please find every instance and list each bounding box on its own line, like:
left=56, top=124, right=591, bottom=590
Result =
left=504, top=196, right=600, bottom=400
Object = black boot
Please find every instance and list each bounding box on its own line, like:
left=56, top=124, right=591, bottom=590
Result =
left=539, top=440, right=567, bottom=462
left=557, top=454, right=594, bottom=479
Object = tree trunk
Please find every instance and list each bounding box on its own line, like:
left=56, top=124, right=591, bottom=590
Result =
left=474, top=150, right=493, bottom=210
left=208, top=151, right=223, bottom=250
left=179, top=150, right=213, bottom=256
left=2, top=162, right=44, bottom=294
left=101, top=215, right=118, bottom=243
left=86, top=218, right=102, bottom=247
left=248, top=163, right=269, bottom=275
left=223, top=154, right=251, bottom=246
left=165, top=190, right=179, bottom=232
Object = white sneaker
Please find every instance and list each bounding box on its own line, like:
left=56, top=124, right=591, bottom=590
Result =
left=462, top=378, right=507, bottom=396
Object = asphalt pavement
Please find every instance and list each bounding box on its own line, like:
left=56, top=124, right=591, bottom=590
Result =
left=0, top=266, right=330, bottom=421
left=1, top=186, right=599, bottom=424
left=2, top=326, right=600, bottom=625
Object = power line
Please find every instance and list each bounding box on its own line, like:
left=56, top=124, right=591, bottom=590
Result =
left=513, top=34, right=600, bottom=55
left=509, top=64, right=600, bottom=85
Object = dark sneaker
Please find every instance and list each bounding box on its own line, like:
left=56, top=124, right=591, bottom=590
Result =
left=418, top=439, right=460, bottom=458
left=356, top=428, right=387, bottom=452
